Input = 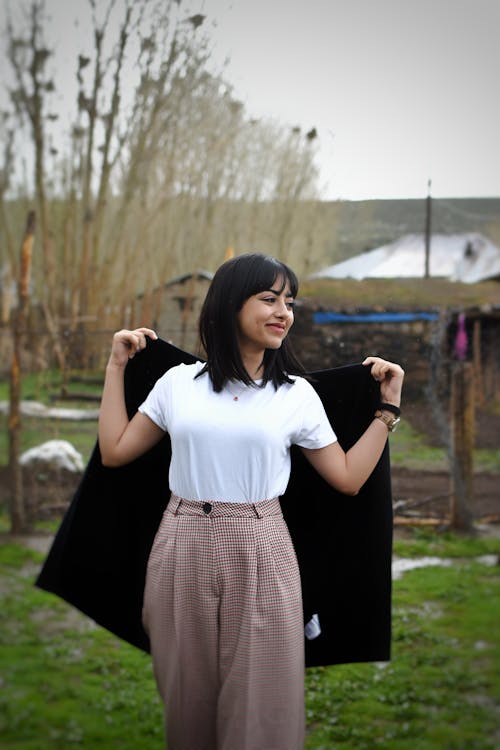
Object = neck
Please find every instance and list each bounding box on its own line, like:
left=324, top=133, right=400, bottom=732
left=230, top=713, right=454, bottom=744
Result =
left=240, top=348, right=264, bottom=381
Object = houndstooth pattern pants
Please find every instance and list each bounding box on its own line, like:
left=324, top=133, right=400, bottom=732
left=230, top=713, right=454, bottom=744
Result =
left=142, top=494, right=305, bottom=750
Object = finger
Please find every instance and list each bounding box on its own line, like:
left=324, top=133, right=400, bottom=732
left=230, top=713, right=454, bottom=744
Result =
left=113, top=328, right=158, bottom=357
left=115, top=331, right=142, bottom=357
left=134, top=328, right=159, bottom=353
left=129, top=328, right=158, bottom=356
left=364, top=358, right=385, bottom=378
left=363, top=357, right=403, bottom=376
left=134, top=327, right=158, bottom=340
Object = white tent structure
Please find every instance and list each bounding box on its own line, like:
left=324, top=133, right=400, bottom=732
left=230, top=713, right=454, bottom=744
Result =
left=310, top=233, right=500, bottom=284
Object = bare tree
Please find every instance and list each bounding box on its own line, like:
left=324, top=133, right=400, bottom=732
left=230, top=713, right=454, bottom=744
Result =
left=7, top=2, right=55, bottom=309
left=8, top=210, right=35, bottom=534
left=0, top=115, right=17, bottom=324
left=3, top=0, right=327, bottom=370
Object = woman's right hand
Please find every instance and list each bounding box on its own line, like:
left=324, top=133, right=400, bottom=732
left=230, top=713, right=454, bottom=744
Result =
left=108, top=327, right=158, bottom=369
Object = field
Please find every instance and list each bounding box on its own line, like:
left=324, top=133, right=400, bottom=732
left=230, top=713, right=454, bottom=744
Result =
left=1, top=528, right=499, bottom=749
left=1, top=370, right=499, bottom=748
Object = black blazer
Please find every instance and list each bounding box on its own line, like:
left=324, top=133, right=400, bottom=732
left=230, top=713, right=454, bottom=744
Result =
left=36, top=339, right=393, bottom=667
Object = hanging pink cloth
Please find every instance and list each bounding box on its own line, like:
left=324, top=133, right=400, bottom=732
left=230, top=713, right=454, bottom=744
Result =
left=454, top=313, right=468, bottom=361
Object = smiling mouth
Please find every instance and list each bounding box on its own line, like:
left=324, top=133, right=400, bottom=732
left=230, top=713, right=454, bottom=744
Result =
left=267, top=324, right=286, bottom=332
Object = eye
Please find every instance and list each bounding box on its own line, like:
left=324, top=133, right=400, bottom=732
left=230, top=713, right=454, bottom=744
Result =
left=286, top=301, right=296, bottom=310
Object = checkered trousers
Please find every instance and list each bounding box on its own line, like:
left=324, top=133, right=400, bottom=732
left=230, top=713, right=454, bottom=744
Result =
left=142, top=495, right=305, bottom=750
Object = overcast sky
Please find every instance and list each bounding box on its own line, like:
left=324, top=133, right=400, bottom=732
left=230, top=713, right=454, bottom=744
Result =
left=202, top=0, right=500, bottom=200
left=3, top=0, right=500, bottom=201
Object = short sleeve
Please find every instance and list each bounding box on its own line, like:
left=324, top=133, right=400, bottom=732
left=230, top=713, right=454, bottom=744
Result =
left=293, top=379, right=337, bottom=449
left=137, top=369, right=172, bottom=432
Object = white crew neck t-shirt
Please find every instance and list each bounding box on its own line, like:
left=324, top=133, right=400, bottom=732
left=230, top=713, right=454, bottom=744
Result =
left=138, top=361, right=337, bottom=503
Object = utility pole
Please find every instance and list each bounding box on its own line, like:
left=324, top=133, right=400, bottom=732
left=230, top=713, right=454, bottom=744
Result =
left=424, top=179, right=432, bottom=278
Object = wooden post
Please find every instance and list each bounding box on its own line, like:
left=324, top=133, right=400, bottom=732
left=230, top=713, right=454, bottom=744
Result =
left=449, top=362, right=475, bottom=532
left=472, top=319, right=483, bottom=408
left=8, top=211, right=35, bottom=534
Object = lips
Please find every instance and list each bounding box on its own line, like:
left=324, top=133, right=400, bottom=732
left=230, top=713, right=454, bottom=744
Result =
left=266, top=324, right=286, bottom=333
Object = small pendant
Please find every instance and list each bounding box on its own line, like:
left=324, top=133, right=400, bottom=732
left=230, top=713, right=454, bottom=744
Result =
left=233, top=396, right=238, bottom=401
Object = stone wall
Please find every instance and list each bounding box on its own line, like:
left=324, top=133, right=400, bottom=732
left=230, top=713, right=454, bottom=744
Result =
left=290, top=303, right=500, bottom=404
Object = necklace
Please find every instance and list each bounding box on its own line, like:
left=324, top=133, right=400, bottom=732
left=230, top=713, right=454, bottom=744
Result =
left=225, top=377, right=264, bottom=401
left=225, top=381, right=246, bottom=401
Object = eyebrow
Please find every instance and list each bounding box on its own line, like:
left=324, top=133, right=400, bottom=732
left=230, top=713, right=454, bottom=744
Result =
left=265, top=287, right=294, bottom=298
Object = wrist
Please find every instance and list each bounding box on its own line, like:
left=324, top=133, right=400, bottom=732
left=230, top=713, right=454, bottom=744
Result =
left=374, top=409, right=400, bottom=432
left=106, top=359, right=127, bottom=373
left=378, top=401, right=401, bottom=417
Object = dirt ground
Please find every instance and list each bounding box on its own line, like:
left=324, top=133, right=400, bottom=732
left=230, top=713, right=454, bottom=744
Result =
left=391, top=467, right=499, bottom=520
left=393, top=402, right=500, bottom=525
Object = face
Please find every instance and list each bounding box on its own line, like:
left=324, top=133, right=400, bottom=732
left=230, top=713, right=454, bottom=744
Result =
left=236, top=276, right=295, bottom=356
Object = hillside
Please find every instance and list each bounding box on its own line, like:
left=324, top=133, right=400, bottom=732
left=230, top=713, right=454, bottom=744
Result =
left=320, top=197, right=500, bottom=263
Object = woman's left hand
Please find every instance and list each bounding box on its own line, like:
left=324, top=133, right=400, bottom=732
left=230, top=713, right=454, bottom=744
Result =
left=362, top=356, right=404, bottom=407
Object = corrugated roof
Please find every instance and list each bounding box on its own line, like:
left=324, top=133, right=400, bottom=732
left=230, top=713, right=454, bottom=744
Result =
left=310, top=233, right=500, bottom=284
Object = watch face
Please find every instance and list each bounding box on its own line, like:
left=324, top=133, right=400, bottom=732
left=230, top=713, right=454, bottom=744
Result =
left=390, top=417, right=401, bottom=432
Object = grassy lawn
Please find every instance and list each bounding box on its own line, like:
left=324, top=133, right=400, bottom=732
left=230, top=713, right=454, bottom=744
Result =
left=0, top=533, right=498, bottom=749
left=389, top=419, right=500, bottom=474
left=0, top=415, right=99, bottom=467
left=1, top=370, right=499, bottom=747
left=0, top=370, right=101, bottom=466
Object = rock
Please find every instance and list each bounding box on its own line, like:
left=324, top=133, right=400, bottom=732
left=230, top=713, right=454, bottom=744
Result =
left=19, top=440, right=84, bottom=473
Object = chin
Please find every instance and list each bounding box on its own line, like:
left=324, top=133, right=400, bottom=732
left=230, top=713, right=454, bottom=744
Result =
left=265, top=340, right=284, bottom=350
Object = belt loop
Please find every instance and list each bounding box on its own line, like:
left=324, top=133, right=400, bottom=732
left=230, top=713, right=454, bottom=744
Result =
left=170, top=495, right=182, bottom=515
left=252, top=503, right=264, bottom=519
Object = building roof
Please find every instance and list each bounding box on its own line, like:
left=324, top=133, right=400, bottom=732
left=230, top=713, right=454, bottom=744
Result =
left=163, top=270, right=214, bottom=287
left=309, top=233, right=500, bottom=284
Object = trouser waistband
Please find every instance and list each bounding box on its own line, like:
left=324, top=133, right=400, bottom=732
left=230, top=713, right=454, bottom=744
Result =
left=168, top=494, right=282, bottom=519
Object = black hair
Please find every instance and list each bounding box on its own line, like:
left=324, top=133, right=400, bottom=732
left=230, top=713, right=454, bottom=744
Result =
left=197, top=253, right=306, bottom=391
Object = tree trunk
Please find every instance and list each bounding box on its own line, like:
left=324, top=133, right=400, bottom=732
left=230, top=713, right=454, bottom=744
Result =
left=8, top=210, right=35, bottom=535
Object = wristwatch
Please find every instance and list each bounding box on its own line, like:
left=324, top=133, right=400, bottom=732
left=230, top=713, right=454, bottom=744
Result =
left=374, top=409, right=400, bottom=432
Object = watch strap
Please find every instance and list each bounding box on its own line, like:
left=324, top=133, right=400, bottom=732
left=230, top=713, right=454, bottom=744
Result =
left=378, top=402, right=401, bottom=417
left=374, top=410, right=400, bottom=432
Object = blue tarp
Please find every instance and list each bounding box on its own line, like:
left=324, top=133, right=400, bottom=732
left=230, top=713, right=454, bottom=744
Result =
left=313, top=311, right=439, bottom=324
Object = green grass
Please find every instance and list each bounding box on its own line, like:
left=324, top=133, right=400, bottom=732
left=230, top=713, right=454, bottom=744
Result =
left=0, top=533, right=498, bottom=749
left=0, top=545, right=164, bottom=750
left=0, top=414, right=99, bottom=467
left=0, top=370, right=103, bottom=405
left=304, top=535, right=500, bottom=749
left=393, top=527, right=500, bottom=559
left=390, top=419, right=500, bottom=473
left=0, top=369, right=101, bottom=467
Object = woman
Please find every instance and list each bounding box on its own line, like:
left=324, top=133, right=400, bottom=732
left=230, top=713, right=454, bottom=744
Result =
left=98, top=253, right=404, bottom=750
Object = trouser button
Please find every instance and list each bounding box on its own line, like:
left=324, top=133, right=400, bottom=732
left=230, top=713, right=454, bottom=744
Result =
left=203, top=502, right=212, bottom=514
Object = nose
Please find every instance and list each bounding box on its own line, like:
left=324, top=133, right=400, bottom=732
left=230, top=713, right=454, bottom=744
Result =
left=275, top=299, right=291, bottom=318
